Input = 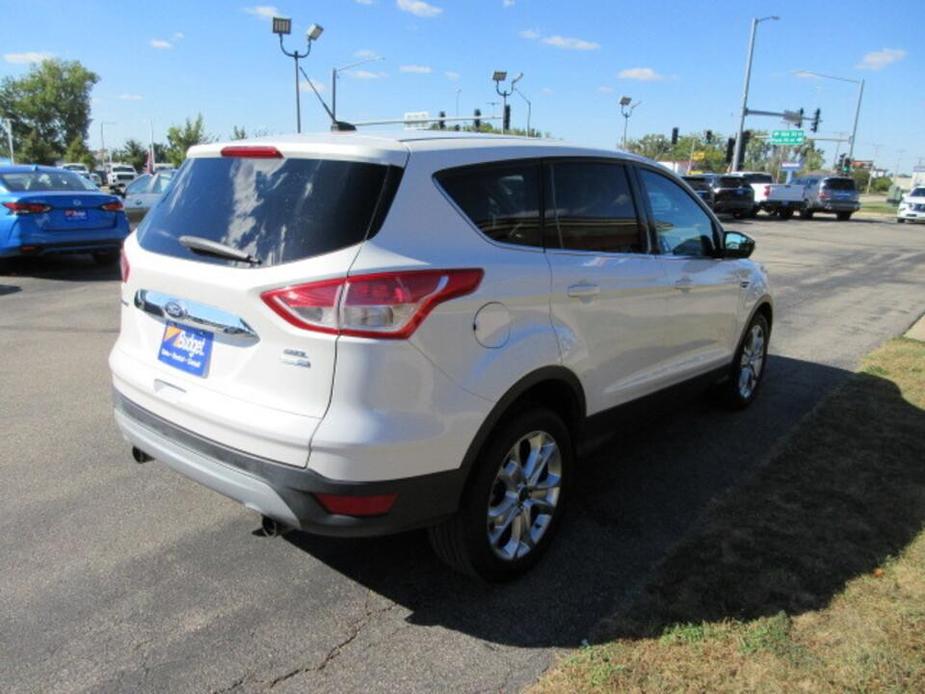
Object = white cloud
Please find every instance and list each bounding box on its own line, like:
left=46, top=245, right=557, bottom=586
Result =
left=3, top=51, right=53, bottom=64
left=519, top=28, right=541, bottom=40
left=300, top=80, right=326, bottom=93
left=118, top=94, right=144, bottom=101
left=400, top=64, right=432, bottom=74
left=597, top=85, right=614, bottom=94
left=618, top=67, right=664, bottom=81
left=856, top=48, right=906, bottom=70
left=150, top=39, right=173, bottom=49
left=542, top=35, right=600, bottom=51
left=354, top=49, right=380, bottom=59
left=503, top=0, right=515, bottom=6
left=445, top=70, right=460, bottom=81
left=173, top=32, right=185, bottom=40
left=396, top=0, right=442, bottom=18
left=349, top=70, right=388, bottom=80
left=244, top=5, right=280, bottom=20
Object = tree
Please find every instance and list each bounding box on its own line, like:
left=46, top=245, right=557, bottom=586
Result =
left=166, top=114, right=211, bottom=166
left=0, top=58, right=99, bottom=164
left=115, top=138, right=148, bottom=171
left=231, top=125, right=247, bottom=140
left=62, top=135, right=95, bottom=167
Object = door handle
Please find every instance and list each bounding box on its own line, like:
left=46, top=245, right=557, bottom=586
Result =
left=567, top=283, right=600, bottom=298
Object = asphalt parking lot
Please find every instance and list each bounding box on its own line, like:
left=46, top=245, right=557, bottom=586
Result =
left=2, top=215, right=924, bottom=693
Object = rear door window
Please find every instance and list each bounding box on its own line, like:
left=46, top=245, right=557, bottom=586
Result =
left=547, top=161, right=646, bottom=253
left=136, top=156, right=399, bottom=267
left=823, top=177, right=856, bottom=191
left=436, top=162, right=542, bottom=247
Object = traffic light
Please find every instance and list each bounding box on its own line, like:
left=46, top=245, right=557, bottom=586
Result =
left=705, top=130, right=713, bottom=144
left=725, top=137, right=735, bottom=164
left=811, top=108, right=821, bottom=133
left=842, top=157, right=852, bottom=174
left=473, top=108, right=481, bottom=129
left=671, top=127, right=679, bottom=145
left=796, top=108, right=804, bottom=129
left=736, top=131, right=751, bottom=170
left=438, top=111, right=446, bottom=130
left=503, top=104, right=511, bottom=132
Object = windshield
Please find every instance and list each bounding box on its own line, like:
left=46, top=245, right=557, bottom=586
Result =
left=0, top=170, right=98, bottom=192
left=823, top=177, right=856, bottom=191
left=137, top=156, right=398, bottom=267
left=683, top=177, right=710, bottom=191
left=743, top=173, right=773, bottom=184
left=112, top=166, right=134, bottom=173
left=719, top=176, right=747, bottom=188
left=909, top=188, right=925, bottom=197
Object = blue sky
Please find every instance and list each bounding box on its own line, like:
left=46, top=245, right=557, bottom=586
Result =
left=2, top=0, right=923, bottom=172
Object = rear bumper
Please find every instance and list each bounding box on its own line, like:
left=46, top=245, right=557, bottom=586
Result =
left=811, top=201, right=860, bottom=212
left=113, top=390, right=465, bottom=536
left=759, top=199, right=805, bottom=211
left=0, top=221, right=130, bottom=258
left=713, top=198, right=754, bottom=213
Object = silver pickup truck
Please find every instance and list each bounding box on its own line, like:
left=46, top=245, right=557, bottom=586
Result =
left=741, top=172, right=806, bottom=220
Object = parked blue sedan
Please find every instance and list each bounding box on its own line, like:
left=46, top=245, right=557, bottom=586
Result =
left=0, top=165, right=131, bottom=265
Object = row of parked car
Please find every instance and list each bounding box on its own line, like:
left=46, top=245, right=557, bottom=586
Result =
left=682, top=171, right=861, bottom=222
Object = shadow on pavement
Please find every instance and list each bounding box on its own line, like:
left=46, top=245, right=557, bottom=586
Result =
left=0, top=283, right=21, bottom=296
left=0, top=255, right=120, bottom=282
left=280, top=354, right=920, bottom=649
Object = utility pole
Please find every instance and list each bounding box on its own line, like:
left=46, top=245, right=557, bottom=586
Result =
left=1, top=118, right=13, bottom=164
left=848, top=79, right=864, bottom=161
left=514, top=86, right=532, bottom=136
left=455, top=88, right=462, bottom=117
left=732, top=16, right=779, bottom=172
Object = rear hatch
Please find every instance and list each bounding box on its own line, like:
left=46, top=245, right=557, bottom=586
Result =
left=113, top=144, right=404, bottom=465
left=822, top=177, right=858, bottom=201
left=714, top=176, right=753, bottom=201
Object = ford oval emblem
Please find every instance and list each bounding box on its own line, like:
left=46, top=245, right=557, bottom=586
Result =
left=73, top=199, right=82, bottom=206
left=164, top=300, right=187, bottom=320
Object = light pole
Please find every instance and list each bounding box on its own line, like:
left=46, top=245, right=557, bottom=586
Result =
left=272, top=16, right=323, bottom=133
left=1, top=118, right=13, bottom=164
left=794, top=70, right=864, bottom=161
left=513, top=86, right=532, bottom=136
left=732, top=15, right=779, bottom=171
left=455, top=88, right=462, bottom=117
left=100, top=121, right=115, bottom=168
left=493, top=71, right=522, bottom=134
left=619, top=95, right=640, bottom=150
left=331, top=55, right=384, bottom=123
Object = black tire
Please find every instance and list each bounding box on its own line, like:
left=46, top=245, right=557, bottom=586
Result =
left=836, top=212, right=852, bottom=221
left=897, top=218, right=906, bottom=224
left=799, top=209, right=814, bottom=220
left=732, top=210, right=746, bottom=220
left=428, top=407, right=573, bottom=581
left=778, top=209, right=794, bottom=221
left=717, top=312, right=770, bottom=410
left=748, top=207, right=760, bottom=218
left=92, top=251, right=119, bottom=266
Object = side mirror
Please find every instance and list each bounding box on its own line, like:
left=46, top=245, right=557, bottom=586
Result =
left=722, top=230, right=755, bottom=259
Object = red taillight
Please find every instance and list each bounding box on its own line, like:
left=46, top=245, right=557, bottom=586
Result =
left=313, top=493, right=398, bottom=517
left=820, top=191, right=831, bottom=199
left=3, top=201, right=52, bottom=215
left=220, top=145, right=283, bottom=158
left=261, top=269, right=484, bottom=339
left=120, top=249, right=130, bottom=283
left=763, top=185, right=771, bottom=197
left=101, top=200, right=124, bottom=212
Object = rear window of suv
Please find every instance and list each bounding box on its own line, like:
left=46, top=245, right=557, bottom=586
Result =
left=822, top=177, right=856, bottom=191
left=743, top=173, right=773, bottom=184
left=137, top=156, right=398, bottom=267
left=718, top=176, right=747, bottom=188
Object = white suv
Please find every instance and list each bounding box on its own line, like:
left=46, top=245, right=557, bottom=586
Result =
left=110, top=133, right=773, bottom=580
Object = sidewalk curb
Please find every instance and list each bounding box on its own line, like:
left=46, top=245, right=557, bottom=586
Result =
left=904, top=313, right=925, bottom=342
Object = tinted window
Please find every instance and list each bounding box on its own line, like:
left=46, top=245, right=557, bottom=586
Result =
left=438, top=163, right=541, bottom=247
left=719, top=176, right=747, bottom=188
left=125, top=175, right=152, bottom=195
left=683, top=177, right=710, bottom=191
left=548, top=162, right=644, bottom=253
left=743, top=173, right=773, bottom=184
left=639, top=169, right=716, bottom=258
left=0, top=170, right=97, bottom=192
left=137, top=157, right=395, bottom=267
left=910, top=188, right=925, bottom=197
left=823, top=177, right=856, bottom=191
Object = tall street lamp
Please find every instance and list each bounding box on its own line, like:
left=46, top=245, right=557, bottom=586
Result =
left=513, top=86, right=532, bottom=136
left=794, top=69, right=865, bottom=161
left=331, top=55, right=384, bottom=123
left=99, top=120, right=116, bottom=168
left=493, top=71, right=522, bottom=134
left=619, top=96, right=640, bottom=150
left=732, top=15, right=779, bottom=171
left=273, top=16, right=323, bottom=133
left=455, top=88, right=462, bottom=117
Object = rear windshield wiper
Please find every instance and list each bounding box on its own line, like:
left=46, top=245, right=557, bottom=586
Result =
left=178, top=235, right=261, bottom=265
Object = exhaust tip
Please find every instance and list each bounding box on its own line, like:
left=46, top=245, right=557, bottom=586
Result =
left=131, top=446, right=153, bottom=463
left=260, top=515, right=284, bottom=537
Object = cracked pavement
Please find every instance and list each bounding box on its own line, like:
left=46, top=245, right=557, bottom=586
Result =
left=2, top=216, right=924, bottom=693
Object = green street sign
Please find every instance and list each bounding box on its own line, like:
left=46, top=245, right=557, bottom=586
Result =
left=770, top=129, right=805, bottom=146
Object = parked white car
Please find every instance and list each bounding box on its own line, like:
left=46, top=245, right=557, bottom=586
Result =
left=106, top=163, right=137, bottom=192
left=110, top=133, right=773, bottom=580
left=60, top=162, right=90, bottom=175
left=896, top=187, right=925, bottom=223
left=740, top=171, right=805, bottom=219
